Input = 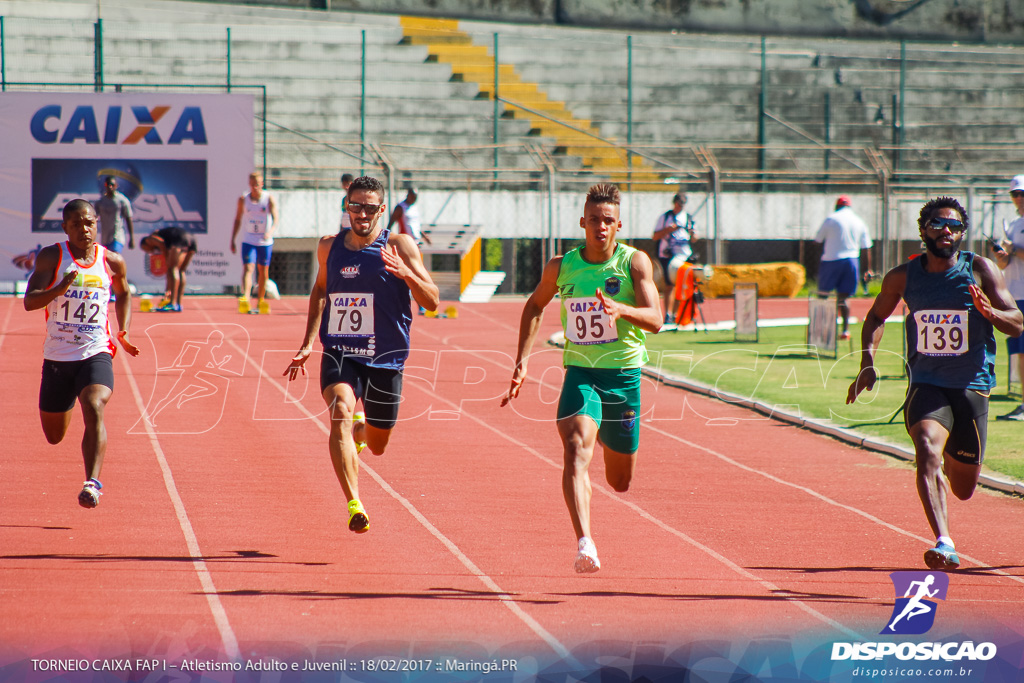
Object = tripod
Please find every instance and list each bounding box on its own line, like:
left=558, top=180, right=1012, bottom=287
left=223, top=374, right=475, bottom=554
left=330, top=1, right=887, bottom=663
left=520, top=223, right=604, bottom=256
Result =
left=673, top=257, right=709, bottom=333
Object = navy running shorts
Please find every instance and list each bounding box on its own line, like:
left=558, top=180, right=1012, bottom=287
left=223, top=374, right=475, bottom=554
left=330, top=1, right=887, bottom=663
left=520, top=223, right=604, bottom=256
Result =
left=904, top=383, right=988, bottom=466
left=1007, top=300, right=1024, bottom=355
left=39, top=352, right=114, bottom=413
left=320, top=347, right=404, bottom=430
left=818, top=257, right=859, bottom=297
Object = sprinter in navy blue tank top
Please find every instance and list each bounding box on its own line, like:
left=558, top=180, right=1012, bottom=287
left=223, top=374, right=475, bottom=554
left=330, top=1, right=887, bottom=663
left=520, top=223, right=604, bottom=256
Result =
left=847, top=197, right=1022, bottom=571
left=284, top=176, right=439, bottom=534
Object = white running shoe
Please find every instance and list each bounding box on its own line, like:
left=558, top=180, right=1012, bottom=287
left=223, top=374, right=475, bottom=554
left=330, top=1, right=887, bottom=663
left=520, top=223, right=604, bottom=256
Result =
left=78, top=478, right=102, bottom=509
left=574, top=536, right=601, bottom=573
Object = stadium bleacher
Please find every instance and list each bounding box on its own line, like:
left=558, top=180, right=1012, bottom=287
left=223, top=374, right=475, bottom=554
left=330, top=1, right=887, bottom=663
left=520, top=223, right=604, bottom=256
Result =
left=2, top=0, right=1022, bottom=188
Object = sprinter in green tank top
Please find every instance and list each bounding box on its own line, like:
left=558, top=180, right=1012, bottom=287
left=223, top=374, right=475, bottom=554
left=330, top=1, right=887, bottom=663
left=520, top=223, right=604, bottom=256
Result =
left=501, top=184, right=663, bottom=573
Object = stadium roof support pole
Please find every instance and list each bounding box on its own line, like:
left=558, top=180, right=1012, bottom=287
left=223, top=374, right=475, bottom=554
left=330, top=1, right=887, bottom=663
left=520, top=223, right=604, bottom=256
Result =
left=823, top=91, right=831, bottom=179
left=546, top=160, right=555, bottom=265
left=897, top=40, right=906, bottom=177
left=1, top=17, right=6, bottom=91
left=626, top=35, right=633, bottom=190
left=93, top=19, right=103, bottom=92
left=262, top=86, right=267, bottom=180
left=493, top=33, right=499, bottom=184
left=226, top=28, right=231, bottom=92
left=758, top=35, right=766, bottom=188
left=360, top=29, right=366, bottom=176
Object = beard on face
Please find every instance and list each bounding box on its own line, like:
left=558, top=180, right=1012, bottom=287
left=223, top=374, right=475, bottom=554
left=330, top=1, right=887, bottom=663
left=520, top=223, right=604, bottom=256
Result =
left=922, top=232, right=962, bottom=259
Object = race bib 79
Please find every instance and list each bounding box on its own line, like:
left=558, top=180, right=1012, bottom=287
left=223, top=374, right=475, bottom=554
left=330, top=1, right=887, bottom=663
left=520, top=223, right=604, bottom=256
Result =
left=328, top=293, right=374, bottom=337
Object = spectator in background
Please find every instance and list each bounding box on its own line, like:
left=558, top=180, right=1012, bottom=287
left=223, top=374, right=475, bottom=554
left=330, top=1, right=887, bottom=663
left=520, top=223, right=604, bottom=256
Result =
left=815, top=195, right=873, bottom=340
left=340, top=173, right=354, bottom=230
left=93, top=176, right=135, bottom=253
left=140, top=227, right=198, bottom=313
left=387, top=186, right=432, bottom=246
left=991, top=174, right=1024, bottom=420
left=652, top=192, right=696, bottom=324
left=230, top=172, right=279, bottom=314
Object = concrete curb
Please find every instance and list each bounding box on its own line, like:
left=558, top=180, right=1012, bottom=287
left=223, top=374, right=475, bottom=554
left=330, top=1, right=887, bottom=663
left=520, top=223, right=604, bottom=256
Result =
left=546, top=331, right=1023, bottom=498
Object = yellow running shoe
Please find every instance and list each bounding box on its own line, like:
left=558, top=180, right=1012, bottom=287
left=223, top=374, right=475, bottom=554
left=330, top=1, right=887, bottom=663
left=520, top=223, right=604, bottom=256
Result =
left=238, top=297, right=250, bottom=314
left=347, top=499, right=370, bottom=533
left=258, top=299, right=270, bottom=315
left=353, top=411, right=366, bottom=454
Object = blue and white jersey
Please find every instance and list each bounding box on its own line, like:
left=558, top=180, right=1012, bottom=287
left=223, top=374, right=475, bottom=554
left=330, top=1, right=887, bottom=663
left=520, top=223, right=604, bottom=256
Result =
left=904, top=251, right=995, bottom=391
left=318, top=229, right=412, bottom=369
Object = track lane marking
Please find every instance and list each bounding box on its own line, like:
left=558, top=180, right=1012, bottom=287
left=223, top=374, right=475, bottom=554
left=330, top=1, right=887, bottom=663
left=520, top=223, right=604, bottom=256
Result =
left=117, top=350, right=242, bottom=660
left=196, top=308, right=578, bottom=665
left=430, top=307, right=1024, bottom=586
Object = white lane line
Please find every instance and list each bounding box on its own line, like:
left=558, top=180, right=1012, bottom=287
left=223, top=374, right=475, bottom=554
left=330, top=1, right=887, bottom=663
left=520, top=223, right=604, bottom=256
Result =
left=423, top=312, right=1024, bottom=585
left=0, top=297, right=15, bottom=355
left=117, top=351, right=242, bottom=661
left=198, top=310, right=577, bottom=665
left=397, top=362, right=863, bottom=640
left=644, top=424, right=1024, bottom=588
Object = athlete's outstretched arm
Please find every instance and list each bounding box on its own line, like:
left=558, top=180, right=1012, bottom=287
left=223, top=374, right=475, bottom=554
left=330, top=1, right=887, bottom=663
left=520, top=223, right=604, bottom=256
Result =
left=230, top=195, right=244, bottom=253
left=501, top=256, right=562, bottom=406
left=23, top=245, right=73, bottom=312
left=285, top=235, right=332, bottom=379
left=971, top=256, right=1024, bottom=338
left=383, top=233, right=439, bottom=311
left=107, top=252, right=140, bottom=356
left=596, top=250, right=663, bottom=333
left=847, top=264, right=907, bottom=404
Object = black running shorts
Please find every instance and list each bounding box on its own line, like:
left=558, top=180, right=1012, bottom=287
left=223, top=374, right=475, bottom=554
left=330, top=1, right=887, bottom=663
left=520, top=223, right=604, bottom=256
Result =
left=39, top=352, right=115, bottom=413
left=904, top=383, right=988, bottom=466
left=320, top=347, right=404, bottom=430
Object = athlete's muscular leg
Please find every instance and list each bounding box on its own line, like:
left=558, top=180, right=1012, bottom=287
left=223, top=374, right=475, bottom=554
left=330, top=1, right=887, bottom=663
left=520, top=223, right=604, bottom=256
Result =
left=909, top=419, right=951, bottom=539
left=558, top=415, right=600, bottom=541
left=603, top=446, right=637, bottom=493
left=78, top=384, right=112, bottom=480
left=323, top=383, right=361, bottom=502
left=943, top=456, right=980, bottom=501
left=363, top=424, right=393, bottom=455
left=177, top=251, right=195, bottom=305
left=255, top=264, right=270, bottom=302
left=241, top=262, right=255, bottom=300
left=40, top=410, right=73, bottom=445
left=837, top=293, right=851, bottom=333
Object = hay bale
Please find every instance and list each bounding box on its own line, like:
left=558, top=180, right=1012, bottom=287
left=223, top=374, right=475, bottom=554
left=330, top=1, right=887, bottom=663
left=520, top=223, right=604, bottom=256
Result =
left=703, top=262, right=805, bottom=298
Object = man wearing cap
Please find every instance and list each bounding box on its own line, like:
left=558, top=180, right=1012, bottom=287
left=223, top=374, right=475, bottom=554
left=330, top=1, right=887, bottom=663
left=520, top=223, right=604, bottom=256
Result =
left=815, top=195, right=873, bottom=340
left=652, top=192, right=697, bottom=324
left=990, top=175, right=1024, bottom=420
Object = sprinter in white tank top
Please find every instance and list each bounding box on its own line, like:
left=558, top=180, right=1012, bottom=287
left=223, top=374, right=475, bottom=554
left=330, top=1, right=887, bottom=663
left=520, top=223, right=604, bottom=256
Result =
left=24, top=199, right=140, bottom=509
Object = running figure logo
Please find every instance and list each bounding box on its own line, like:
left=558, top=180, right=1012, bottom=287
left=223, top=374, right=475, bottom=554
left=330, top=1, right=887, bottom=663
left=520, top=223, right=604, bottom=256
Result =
left=882, top=571, right=949, bottom=635
left=131, top=324, right=248, bottom=435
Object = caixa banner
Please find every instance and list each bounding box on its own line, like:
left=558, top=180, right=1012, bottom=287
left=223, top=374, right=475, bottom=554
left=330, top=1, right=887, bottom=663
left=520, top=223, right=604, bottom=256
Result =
left=0, top=92, right=254, bottom=292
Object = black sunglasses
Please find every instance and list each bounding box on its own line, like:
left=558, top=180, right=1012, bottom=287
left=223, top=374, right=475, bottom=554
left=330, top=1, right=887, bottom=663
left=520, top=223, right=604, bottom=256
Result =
left=347, top=202, right=381, bottom=215
left=927, top=217, right=965, bottom=232
left=1011, top=190, right=1024, bottom=198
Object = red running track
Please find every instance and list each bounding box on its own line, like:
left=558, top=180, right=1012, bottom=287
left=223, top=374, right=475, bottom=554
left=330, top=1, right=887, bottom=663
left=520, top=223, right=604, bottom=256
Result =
left=0, top=295, right=1021, bottom=678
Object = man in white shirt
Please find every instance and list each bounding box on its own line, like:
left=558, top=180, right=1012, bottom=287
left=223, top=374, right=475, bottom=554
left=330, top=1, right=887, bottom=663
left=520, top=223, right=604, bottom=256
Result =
left=815, top=195, right=873, bottom=340
left=991, top=175, right=1024, bottom=420
left=652, top=193, right=697, bottom=324
left=387, top=187, right=432, bottom=246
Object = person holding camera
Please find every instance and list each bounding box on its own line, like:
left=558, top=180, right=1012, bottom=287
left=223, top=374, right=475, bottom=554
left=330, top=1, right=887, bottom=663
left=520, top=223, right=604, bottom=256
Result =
left=990, top=175, right=1024, bottom=420
left=652, top=192, right=697, bottom=324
